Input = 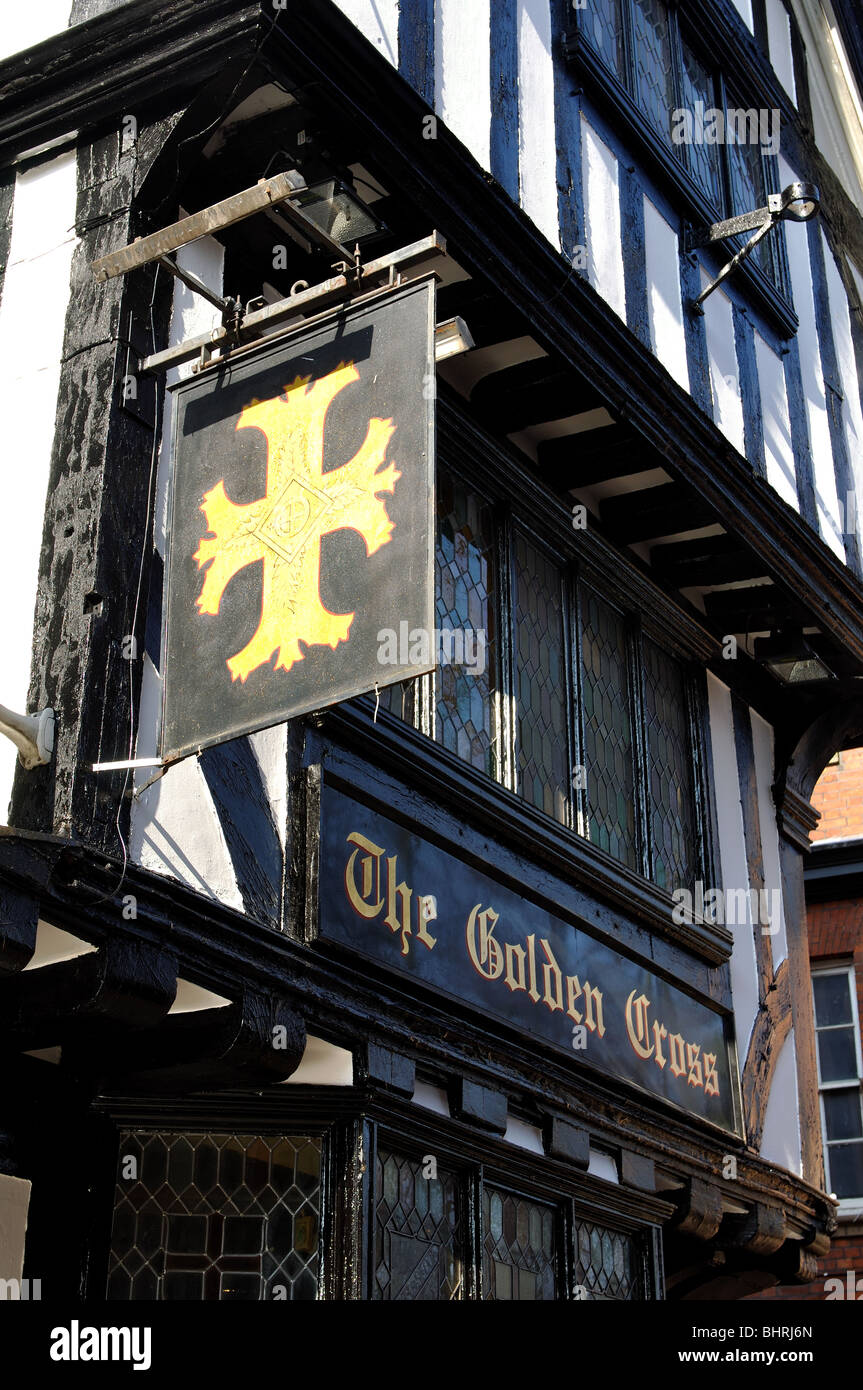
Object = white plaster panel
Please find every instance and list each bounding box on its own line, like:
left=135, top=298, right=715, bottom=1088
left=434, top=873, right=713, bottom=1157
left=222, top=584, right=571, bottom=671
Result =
left=778, top=156, right=844, bottom=557
left=765, top=0, right=796, bottom=102
left=729, top=0, right=754, bottom=29
left=587, top=1150, right=618, bottom=1184
left=759, top=1027, right=802, bottom=1174
left=749, top=710, right=788, bottom=969
left=518, top=0, right=559, bottom=248
left=0, top=151, right=78, bottom=825
left=0, top=4, right=71, bottom=61
left=412, top=1081, right=450, bottom=1115
left=283, top=1035, right=354, bottom=1086
left=643, top=196, right=689, bottom=392
left=130, top=655, right=244, bottom=911
left=822, top=231, right=863, bottom=556
left=706, top=673, right=759, bottom=1063
left=503, top=1117, right=544, bottom=1155
left=435, top=0, right=491, bottom=170
left=701, top=278, right=745, bottom=453
left=249, top=723, right=288, bottom=851
left=331, top=0, right=398, bottom=66
left=754, top=332, right=799, bottom=511
left=581, top=116, right=625, bottom=319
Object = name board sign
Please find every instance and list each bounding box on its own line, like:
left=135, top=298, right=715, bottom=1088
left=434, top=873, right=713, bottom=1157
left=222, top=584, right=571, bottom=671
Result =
left=161, top=278, right=435, bottom=762
left=319, top=787, right=738, bottom=1132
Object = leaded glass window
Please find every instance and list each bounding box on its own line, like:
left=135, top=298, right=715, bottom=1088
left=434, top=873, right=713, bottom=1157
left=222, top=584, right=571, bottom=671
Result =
left=482, top=1186, right=557, bottom=1300
left=585, top=0, right=626, bottom=79
left=631, top=0, right=675, bottom=144
left=574, top=1220, right=643, bottom=1300
left=514, top=532, right=569, bottom=824
left=724, top=90, right=780, bottom=286
left=107, top=1132, right=322, bottom=1301
left=373, top=1148, right=464, bottom=1299
left=579, top=587, right=638, bottom=869
left=678, top=38, right=723, bottom=207
left=571, top=0, right=791, bottom=301
left=435, top=470, right=497, bottom=775
left=642, top=638, right=697, bottom=891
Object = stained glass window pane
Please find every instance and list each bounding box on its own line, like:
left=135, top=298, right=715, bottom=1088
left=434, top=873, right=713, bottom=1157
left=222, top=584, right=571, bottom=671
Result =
left=579, top=587, right=638, bottom=869
left=107, top=1133, right=322, bottom=1301
left=513, top=533, right=569, bottom=824
left=482, top=1187, right=557, bottom=1300
left=632, top=0, right=675, bottom=144
left=435, top=470, right=497, bottom=776
left=583, top=0, right=626, bottom=79
left=574, top=1220, right=642, bottom=1300
left=374, top=1148, right=463, bottom=1299
left=642, top=639, right=697, bottom=891
left=678, top=39, right=723, bottom=207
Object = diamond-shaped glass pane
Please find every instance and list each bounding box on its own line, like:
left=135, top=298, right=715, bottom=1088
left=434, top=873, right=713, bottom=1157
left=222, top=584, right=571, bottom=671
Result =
left=108, top=1132, right=321, bottom=1302
left=642, top=639, right=697, bottom=891
left=574, top=1220, right=642, bottom=1300
left=514, top=532, right=569, bottom=824
left=374, top=1148, right=463, bottom=1300
left=579, top=587, right=638, bottom=869
left=482, top=1186, right=557, bottom=1300
left=434, top=469, right=497, bottom=776
left=632, top=0, right=675, bottom=144
left=583, top=0, right=625, bottom=78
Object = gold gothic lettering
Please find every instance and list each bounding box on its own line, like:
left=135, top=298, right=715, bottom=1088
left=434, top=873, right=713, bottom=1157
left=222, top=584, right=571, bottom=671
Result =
left=344, top=831, right=437, bottom=956
left=625, top=990, right=719, bottom=1096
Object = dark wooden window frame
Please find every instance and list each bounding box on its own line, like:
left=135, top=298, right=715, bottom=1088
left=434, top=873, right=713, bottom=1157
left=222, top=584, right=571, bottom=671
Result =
left=563, top=0, right=799, bottom=336
left=90, top=1090, right=666, bottom=1302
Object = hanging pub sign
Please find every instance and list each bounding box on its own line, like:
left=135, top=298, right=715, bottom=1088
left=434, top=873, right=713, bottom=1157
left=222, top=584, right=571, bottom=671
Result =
left=318, top=784, right=740, bottom=1134
left=160, top=278, right=436, bottom=761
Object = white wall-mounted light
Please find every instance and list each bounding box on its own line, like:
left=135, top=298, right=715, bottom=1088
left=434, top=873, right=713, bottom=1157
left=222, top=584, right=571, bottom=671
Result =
left=435, top=316, right=475, bottom=362
left=0, top=703, right=54, bottom=769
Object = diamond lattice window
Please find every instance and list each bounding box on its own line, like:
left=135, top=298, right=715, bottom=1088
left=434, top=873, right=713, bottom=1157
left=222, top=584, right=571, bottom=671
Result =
left=482, top=1186, right=557, bottom=1300
left=642, top=638, right=697, bottom=891
left=435, top=470, right=497, bottom=775
left=580, top=586, right=638, bottom=869
left=514, top=532, right=569, bottom=824
left=373, top=1148, right=464, bottom=1299
left=574, top=1219, right=643, bottom=1300
left=107, top=1132, right=322, bottom=1301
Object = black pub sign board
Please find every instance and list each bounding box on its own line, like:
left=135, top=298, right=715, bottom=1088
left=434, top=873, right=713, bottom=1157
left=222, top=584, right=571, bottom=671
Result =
left=319, top=785, right=739, bottom=1133
left=161, top=278, right=436, bottom=761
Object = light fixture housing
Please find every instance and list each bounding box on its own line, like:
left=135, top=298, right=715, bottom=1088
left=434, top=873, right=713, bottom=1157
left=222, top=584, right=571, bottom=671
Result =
left=753, top=630, right=834, bottom=684
left=291, top=177, right=385, bottom=248
left=434, top=316, right=475, bottom=362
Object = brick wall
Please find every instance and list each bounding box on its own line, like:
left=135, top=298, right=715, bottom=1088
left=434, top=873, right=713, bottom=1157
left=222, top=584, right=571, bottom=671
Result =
left=811, top=748, right=863, bottom=841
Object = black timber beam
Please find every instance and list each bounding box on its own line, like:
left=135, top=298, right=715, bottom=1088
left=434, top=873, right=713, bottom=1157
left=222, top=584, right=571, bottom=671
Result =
left=470, top=358, right=602, bottom=433
left=702, top=586, right=808, bottom=631
left=0, top=883, right=38, bottom=976
left=69, top=989, right=306, bottom=1090
left=650, top=533, right=770, bottom=589
left=538, top=425, right=660, bottom=491
left=0, top=937, right=177, bottom=1051
left=600, top=483, right=715, bottom=544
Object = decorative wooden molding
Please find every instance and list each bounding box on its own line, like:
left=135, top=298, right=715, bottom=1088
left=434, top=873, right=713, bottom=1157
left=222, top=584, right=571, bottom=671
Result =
left=775, top=782, right=821, bottom=852
left=741, top=958, right=793, bottom=1150
left=669, top=1177, right=724, bottom=1241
